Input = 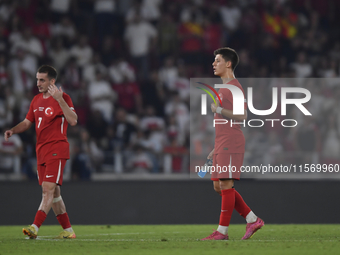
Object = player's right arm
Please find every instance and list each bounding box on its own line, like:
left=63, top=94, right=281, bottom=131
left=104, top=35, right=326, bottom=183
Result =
left=4, top=119, right=33, bottom=141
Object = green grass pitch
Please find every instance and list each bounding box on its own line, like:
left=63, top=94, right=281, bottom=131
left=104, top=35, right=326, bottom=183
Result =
left=1, top=225, right=340, bottom=255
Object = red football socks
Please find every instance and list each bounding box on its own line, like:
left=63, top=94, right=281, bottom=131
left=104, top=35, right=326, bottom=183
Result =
left=234, top=190, right=251, bottom=218
left=33, top=210, right=47, bottom=228
left=56, top=212, right=72, bottom=229
left=219, top=189, right=235, bottom=226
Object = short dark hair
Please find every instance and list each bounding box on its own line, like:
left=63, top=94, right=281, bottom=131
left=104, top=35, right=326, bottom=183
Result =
left=214, top=47, right=239, bottom=71
left=37, top=65, right=58, bottom=80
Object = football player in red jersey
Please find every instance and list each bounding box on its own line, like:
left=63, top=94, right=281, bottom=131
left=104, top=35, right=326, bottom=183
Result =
left=4, top=65, right=77, bottom=239
left=201, top=48, right=264, bottom=241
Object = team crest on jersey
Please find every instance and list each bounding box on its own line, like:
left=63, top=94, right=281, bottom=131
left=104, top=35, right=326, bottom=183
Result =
left=45, top=107, right=54, bottom=117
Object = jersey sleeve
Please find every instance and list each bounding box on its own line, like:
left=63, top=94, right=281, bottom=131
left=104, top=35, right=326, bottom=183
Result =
left=25, top=98, right=35, bottom=123
left=63, top=93, right=76, bottom=113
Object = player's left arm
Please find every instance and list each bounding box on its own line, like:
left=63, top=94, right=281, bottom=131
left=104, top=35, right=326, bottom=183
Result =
left=211, top=101, right=247, bottom=121
left=48, top=85, right=78, bottom=126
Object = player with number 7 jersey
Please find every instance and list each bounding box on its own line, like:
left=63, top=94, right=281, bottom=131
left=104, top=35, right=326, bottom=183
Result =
left=26, top=91, right=75, bottom=166
left=4, top=65, right=78, bottom=239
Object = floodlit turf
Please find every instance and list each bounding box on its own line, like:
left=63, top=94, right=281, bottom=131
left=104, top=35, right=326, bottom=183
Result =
left=1, top=225, right=340, bottom=255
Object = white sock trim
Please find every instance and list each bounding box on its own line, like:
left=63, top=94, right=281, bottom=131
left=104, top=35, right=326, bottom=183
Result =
left=217, top=225, right=228, bottom=235
left=246, top=211, right=257, bottom=223
left=32, top=224, right=39, bottom=232
left=64, top=227, right=73, bottom=232
left=53, top=196, right=62, bottom=203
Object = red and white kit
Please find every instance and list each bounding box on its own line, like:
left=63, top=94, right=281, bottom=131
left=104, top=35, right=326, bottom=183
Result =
left=26, top=93, right=75, bottom=185
left=211, top=78, right=246, bottom=181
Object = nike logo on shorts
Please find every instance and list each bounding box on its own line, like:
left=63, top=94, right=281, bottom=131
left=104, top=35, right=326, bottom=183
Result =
left=46, top=175, right=54, bottom=178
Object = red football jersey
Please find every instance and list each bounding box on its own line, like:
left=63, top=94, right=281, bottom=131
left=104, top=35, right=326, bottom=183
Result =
left=26, top=93, right=75, bottom=164
left=214, top=79, right=247, bottom=154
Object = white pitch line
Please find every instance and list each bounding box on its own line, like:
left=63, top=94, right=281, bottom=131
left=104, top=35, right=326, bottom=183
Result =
left=37, top=231, right=206, bottom=239
left=32, top=237, right=339, bottom=242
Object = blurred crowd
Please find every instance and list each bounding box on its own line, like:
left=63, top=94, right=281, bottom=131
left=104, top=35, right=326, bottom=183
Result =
left=0, top=0, right=339, bottom=180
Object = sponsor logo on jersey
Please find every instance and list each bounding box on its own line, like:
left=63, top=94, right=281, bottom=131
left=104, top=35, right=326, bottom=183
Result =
left=45, top=107, right=54, bottom=117
left=39, top=107, right=44, bottom=111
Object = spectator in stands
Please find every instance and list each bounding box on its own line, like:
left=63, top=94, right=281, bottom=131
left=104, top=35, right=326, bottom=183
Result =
left=86, top=110, right=108, bottom=142
left=138, top=105, right=166, bottom=172
left=290, top=51, right=313, bottom=78
left=163, top=137, right=188, bottom=173
left=126, top=0, right=161, bottom=24
left=15, top=0, right=37, bottom=27
left=109, top=57, right=136, bottom=84
left=158, top=57, right=178, bottom=90
left=70, top=35, right=93, bottom=67
left=51, top=17, right=76, bottom=46
left=100, top=36, right=118, bottom=67
left=202, top=14, right=223, bottom=60
left=167, top=68, right=190, bottom=102
left=10, top=26, right=43, bottom=60
left=31, top=12, right=51, bottom=55
left=94, top=0, right=117, bottom=45
left=220, top=0, right=241, bottom=32
left=48, top=37, right=70, bottom=71
left=0, top=87, right=13, bottom=130
left=0, top=0, right=16, bottom=23
left=127, top=144, right=152, bottom=173
left=8, top=47, right=37, bottom=98
left=88, top=71, right=116, bottom=123
left=113, top=108, right=137, bottom=150
left=83, top=53, right=107, bottom=83
left=71, top=143, right=92, bottom=180
left=0, top=127, right=23, bottom=175
left=50, top=0, right=72, bottom=23
left=321, top=114, right=340, bottom=164
left=0, top=20, right=9, bottom=54
left=124, top=13, right=157, bottom=80
left=157, top=14, right=177, bottom=59
left=178, top=11, right=204, bottom=74
left=140, top=70, right=164, bottom=116
left=295, top=117, right=321, bottom=165
left=0, top=54, right=9, bottom=86
left=164, top=92, right=189, bottom=145
left=111, top=64, right=142, bottom=114
left=140, top=105, right=164, bottom=131
left=62, top=57, right=82, bottom=90
left=77, top=128, right=104, bottom=172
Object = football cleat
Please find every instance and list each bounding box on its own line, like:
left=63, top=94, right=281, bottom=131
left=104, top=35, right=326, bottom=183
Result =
left=23, top=225, right=38, bottom=239
left=241, top=217, right=264, bottom=240
left=56, top=230, right=76, bottom=239
left=201, top=230, right=229, bottom=240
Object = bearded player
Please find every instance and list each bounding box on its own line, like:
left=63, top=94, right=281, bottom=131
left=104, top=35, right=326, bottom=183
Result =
left=4, top=65, right=77, bottom=239
left=201, top=48, right=264, bottom=240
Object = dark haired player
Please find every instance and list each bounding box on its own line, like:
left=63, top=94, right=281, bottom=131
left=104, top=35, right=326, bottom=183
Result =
left=201, top=47, right=264, bottom=240
left=4, top=65, right=77, bottom=239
